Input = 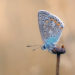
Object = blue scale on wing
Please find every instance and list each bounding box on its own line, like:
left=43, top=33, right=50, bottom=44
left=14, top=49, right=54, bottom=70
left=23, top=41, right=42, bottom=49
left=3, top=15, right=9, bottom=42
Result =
left=44, top=29, right=62, bottom=50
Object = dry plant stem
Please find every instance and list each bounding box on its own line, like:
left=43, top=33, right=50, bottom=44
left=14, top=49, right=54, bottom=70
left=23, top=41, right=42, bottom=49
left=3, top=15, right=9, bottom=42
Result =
left=52, top=45, right=65, bottom=75
left=56, top=54, right=60, bottom=75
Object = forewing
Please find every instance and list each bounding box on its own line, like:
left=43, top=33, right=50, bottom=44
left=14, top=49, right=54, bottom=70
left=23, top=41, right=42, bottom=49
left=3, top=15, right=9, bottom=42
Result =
left=38, top=10, right=64, bottom=44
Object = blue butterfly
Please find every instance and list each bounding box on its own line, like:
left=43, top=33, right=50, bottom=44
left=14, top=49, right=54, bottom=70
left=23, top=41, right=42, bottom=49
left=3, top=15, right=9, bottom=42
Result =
left=38, top=10, right=64, bottom=52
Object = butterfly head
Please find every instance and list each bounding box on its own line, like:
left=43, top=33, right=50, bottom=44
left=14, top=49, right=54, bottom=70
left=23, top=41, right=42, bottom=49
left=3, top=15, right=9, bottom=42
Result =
left=41, top=43, right=55, bottom=51
left=41, top=44, right=46, bottom=50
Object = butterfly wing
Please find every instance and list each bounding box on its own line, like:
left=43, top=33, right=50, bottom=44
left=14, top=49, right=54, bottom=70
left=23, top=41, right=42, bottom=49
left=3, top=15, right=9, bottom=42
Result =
left=38, top=10, right=64, bottom=45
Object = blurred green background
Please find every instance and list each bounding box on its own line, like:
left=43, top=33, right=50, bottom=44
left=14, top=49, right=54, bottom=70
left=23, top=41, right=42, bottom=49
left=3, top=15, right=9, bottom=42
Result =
left=0, top=0, right=75, bottom=75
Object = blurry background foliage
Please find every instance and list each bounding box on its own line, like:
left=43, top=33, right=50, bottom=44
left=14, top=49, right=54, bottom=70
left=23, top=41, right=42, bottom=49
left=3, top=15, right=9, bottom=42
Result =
left=0, top=0, right=75, bottom=75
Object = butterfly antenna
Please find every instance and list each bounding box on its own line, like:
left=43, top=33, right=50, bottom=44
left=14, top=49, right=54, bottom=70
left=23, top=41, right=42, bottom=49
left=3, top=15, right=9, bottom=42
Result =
left=25, top=44, right=41, bottom=48
left=25, top=44, right=42, bottom=51
left=32, top=46, right=41, bottom=51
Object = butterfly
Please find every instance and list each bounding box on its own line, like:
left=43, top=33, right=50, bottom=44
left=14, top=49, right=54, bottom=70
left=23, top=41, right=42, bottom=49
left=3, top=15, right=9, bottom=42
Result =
left=38, top=10, right=64, bottom=52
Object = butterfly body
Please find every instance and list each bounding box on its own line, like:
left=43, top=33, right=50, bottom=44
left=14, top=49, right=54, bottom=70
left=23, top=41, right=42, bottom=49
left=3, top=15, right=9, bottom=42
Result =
left=38, top=10, right=64, bottom=52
